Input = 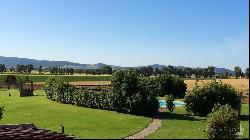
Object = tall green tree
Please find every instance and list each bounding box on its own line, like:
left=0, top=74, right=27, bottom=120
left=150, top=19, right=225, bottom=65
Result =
left=185, top=67, right=193, bottom=78
left=39, top=66, right=43, bottom=74
left=101, top=65, right=112, bottom=75
left=193, top=68, right=203, bottom=78
left=138, top=66, right=153, bottom=77
left=222, top=70, right=229, bottom=79
left=153, top=68, right=161, bottom=76
left=162, top=65, right=176, bottom=75
left=245, top=68, right=249, bottom=78
left=27, top=64, right=34, bottom=73
left=207, top=66, right=215, bottom=78
left=234, top=66, right=242, bottom=79
left=69, top=68, right=74, bottom=75
left=0, top=64, right=6, bottom=73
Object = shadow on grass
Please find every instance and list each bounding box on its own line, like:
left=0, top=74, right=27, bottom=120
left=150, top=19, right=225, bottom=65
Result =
left=161, top=112, right=206, bottom=121
left=240, top=115, right=249, bottom=121
left=0, top=88, right=9, bottom=91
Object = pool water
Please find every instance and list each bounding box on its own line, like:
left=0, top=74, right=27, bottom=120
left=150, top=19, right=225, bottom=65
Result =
left=159, top=100, right=185, bottom=107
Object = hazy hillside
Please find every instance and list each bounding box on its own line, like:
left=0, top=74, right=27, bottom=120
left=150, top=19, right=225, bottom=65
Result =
left=0, top=56, right=233, bottom=73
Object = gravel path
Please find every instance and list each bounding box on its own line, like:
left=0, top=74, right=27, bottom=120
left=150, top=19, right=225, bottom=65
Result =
left=124, top=109, right=163, bottom=139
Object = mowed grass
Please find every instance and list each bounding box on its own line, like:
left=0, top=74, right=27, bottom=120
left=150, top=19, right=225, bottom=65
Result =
left=147, top=105, right=249, bottom=139
left=0, top=89, right=151, bottom=139
left=0, top=75, right=112, bottom=82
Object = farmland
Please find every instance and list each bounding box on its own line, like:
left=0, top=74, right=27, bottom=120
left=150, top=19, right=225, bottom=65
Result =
left=185, top=79, right=249, bottom=95
left=1, top=74, right=249, bottom=95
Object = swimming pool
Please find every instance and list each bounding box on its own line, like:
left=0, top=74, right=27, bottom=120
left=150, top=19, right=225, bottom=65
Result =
left=158, top=100, right=185, bottom=107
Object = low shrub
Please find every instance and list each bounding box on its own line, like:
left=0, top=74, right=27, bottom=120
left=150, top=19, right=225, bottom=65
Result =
left=184, top=80, right=242, bottom=116
left=207, top=104, right=240, bottom=139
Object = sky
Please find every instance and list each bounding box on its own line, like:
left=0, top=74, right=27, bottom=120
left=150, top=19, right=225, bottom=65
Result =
left=0, top=0, right=249, bottom=70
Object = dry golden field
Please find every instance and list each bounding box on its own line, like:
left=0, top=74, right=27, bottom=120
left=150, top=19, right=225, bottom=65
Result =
left=185, top=79, right=249, bottom=103
left=69, top=81, right=111, bottom=86
left=35, top=79, right=248, bottom=95
left=184, top=79, right=249, bottom=95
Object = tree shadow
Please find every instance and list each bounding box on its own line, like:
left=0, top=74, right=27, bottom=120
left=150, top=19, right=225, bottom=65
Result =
left=161, top=112, right=206, bottom=121
left=0, top=88, right=9, bottom=91
left=240, top=115, right=249, bottom=121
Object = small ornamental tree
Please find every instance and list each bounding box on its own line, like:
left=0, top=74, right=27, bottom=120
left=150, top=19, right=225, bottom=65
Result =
left=207, top=104, right=240, bottom=139
left=165, top=94, right=175, bottom=114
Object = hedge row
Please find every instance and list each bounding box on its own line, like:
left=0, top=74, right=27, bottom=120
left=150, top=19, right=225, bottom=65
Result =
left=44, top=77, right=114, bottom=110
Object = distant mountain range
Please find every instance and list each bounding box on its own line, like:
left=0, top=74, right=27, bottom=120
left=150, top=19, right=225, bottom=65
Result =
left=0, top=56, right=233, bottom=74
left=0, top=56, right=123, bottom=70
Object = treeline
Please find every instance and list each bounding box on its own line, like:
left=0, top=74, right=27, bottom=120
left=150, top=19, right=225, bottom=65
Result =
left=0, top=64, right=34, bottom=73
left=132, top=65, right=249, bottom=79
left=48, top=67, right=75, bottom=75
left=75, top=66, right=113, bottom=75
left=48, top=65, right=112, bottom=75
left=0, top=63, right=249, bottom=79
left=133, top=66, right=216, bottom=78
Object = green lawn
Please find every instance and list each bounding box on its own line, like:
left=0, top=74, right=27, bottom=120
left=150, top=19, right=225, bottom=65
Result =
left=147, top=105, right=249, bottom=139
left=0, top=89, right=150, bottom=139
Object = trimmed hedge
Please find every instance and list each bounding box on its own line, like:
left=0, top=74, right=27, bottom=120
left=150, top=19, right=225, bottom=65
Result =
left=44, top=77, right=114, bottom=110
left=184, top=80, right=242, bottom=116
left=74, top=88, right=114, bottom=110
left=207, top=104, right=240, bottom=139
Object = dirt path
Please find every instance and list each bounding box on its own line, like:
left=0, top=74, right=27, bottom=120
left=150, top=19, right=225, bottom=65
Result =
left=124, top=109, right=163, bottom=139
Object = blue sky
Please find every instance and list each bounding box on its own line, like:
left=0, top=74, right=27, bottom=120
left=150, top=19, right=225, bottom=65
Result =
left=0, top=0, right=249, bottom=70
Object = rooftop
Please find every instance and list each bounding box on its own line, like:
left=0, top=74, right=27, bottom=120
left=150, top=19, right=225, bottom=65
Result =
left=0, top=123, right=75, bottom=139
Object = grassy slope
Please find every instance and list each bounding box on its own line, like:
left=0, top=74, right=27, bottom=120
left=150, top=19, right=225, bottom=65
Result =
left=147, top=105, right=249, bottom=139
left=0, top=89, right=150, bottom=139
